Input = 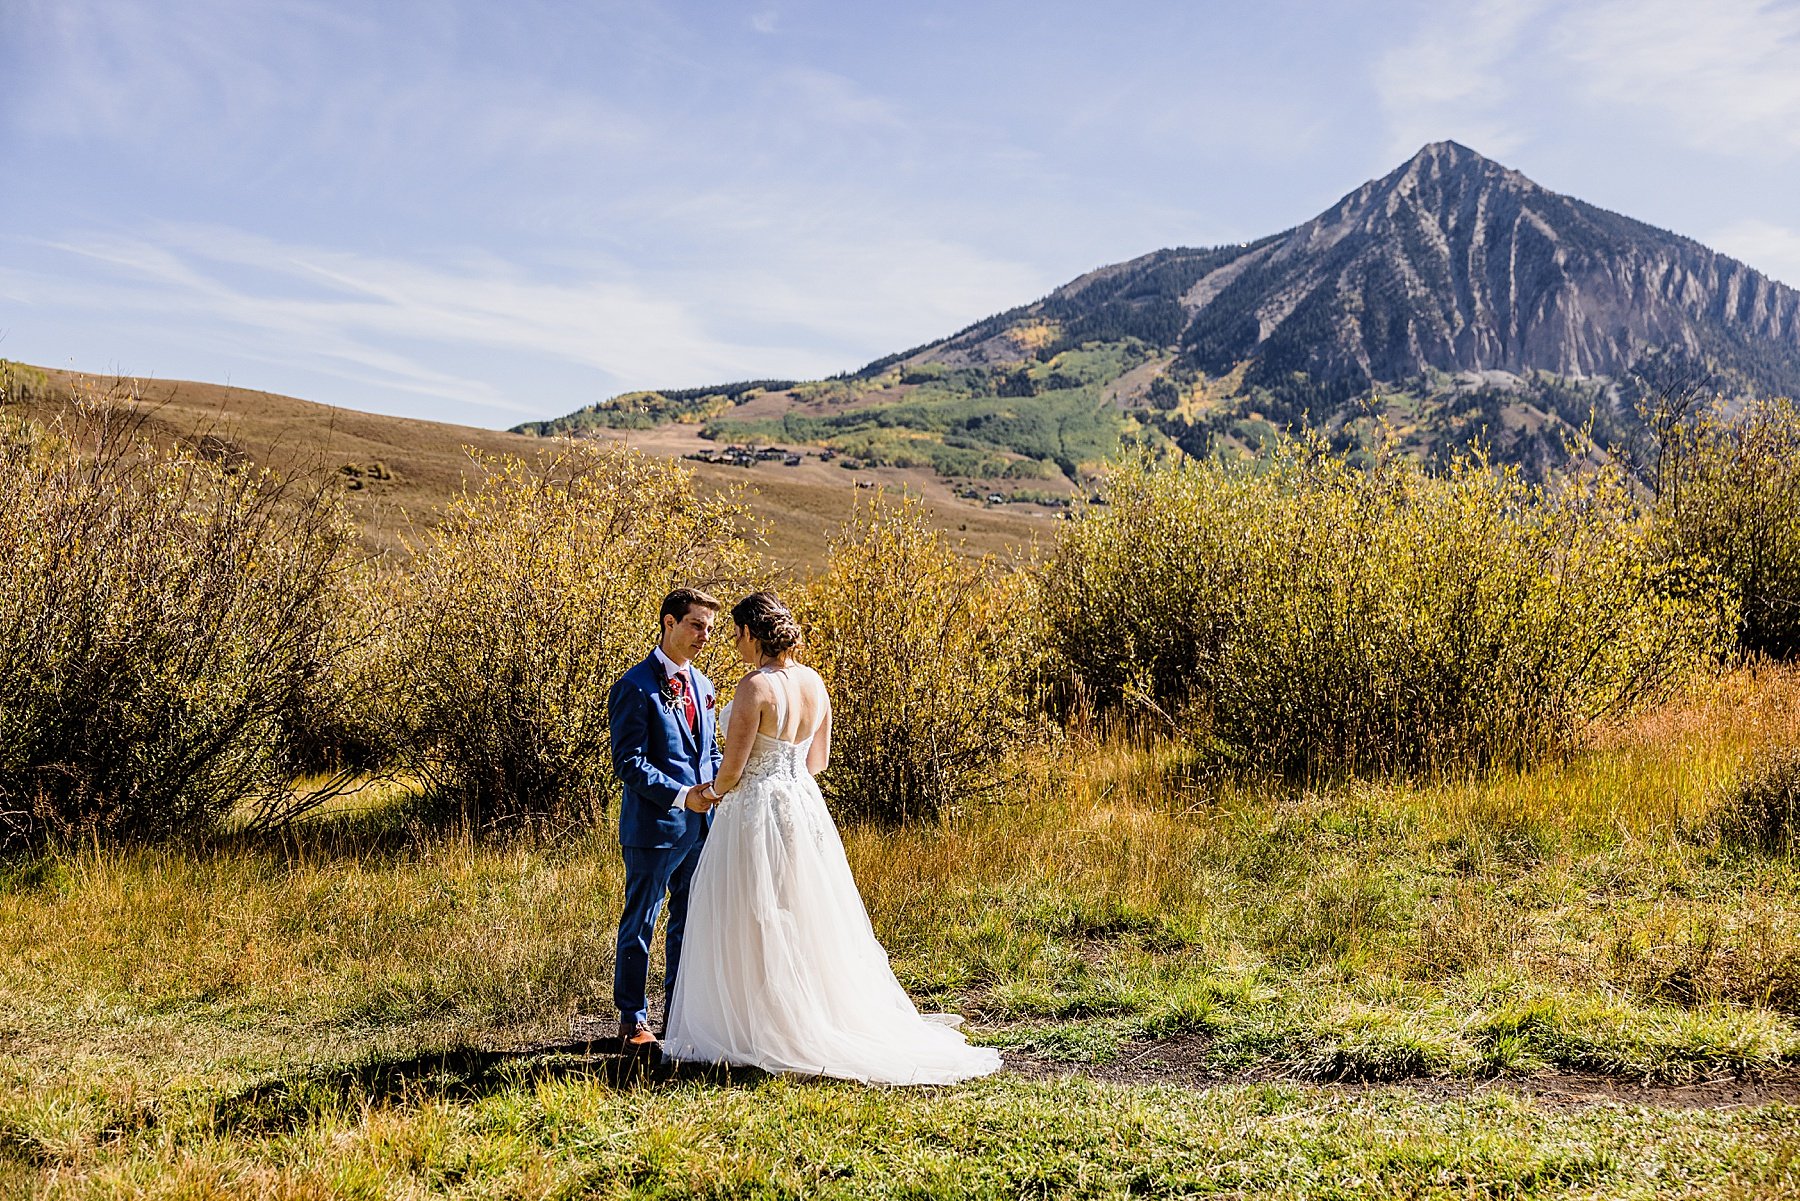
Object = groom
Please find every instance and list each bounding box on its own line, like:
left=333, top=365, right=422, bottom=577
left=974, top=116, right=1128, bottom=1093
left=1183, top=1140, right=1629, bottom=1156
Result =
left=607, top=587, right=723, bottom=1054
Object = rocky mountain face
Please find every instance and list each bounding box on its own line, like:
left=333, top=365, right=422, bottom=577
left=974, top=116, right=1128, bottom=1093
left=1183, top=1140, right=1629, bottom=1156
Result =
left=919, top=142, right=1800, bottom=406
left=522, top=143, right=1800, bottom=487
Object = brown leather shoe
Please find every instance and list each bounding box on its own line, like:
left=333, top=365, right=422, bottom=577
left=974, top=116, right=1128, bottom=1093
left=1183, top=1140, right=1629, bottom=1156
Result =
left=618, top=1018, right=659, bottom=1054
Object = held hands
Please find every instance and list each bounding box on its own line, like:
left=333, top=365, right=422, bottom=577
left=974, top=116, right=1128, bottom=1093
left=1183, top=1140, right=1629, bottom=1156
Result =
left=686, top=782, right=723, bottom=812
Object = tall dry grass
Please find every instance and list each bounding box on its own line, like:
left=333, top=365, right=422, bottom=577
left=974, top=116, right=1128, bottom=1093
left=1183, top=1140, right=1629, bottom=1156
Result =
left=3, top=665, right=1799, bottom=1187
left=840, top=664, right=1800, bottom=1075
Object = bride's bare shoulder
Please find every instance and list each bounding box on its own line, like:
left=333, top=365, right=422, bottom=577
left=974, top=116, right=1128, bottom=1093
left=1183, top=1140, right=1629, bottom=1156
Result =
left=733, top=669, right=774, bottom=700
left=797, top=662, right=830, bottom=698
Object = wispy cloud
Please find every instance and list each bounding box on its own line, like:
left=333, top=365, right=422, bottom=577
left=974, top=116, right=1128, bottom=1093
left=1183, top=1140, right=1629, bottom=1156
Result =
left=8, top=0, right=369, bottom=142
left=28, top=226, right=795, bottom=413
left=10, top=211, right=1044, bottom=422
left=1373, top=0, right=1548, bottom=160
left=8, top=0, right=649, bottom=187
left=2, top=245, right=535, bottom=414
left=1555, top=0, right=1800, bottom=157
left=1379, top=0, right=1800, bottom=165
left=774, top=67, right=907, bottom=132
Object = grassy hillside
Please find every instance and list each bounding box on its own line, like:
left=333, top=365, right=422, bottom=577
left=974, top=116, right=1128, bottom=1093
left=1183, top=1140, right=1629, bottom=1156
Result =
left=509, top=332, right=1672, bottom=492
left=512, top=342, right=1165, bottom=492
left=2, top=363, right=1047, bottom=570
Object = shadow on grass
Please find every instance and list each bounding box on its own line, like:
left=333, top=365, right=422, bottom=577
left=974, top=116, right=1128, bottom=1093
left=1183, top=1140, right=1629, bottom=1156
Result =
left=211, top=1040, right=772, bottom=1134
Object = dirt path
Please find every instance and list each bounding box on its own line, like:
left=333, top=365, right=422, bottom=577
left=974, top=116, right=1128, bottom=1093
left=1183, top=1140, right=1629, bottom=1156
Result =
left=998, top=1033, right=1800, bottom=1110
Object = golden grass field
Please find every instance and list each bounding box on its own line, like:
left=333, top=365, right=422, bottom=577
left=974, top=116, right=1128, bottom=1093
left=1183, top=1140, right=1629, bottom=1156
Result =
left=5, top=666, right=1800, bottom=1197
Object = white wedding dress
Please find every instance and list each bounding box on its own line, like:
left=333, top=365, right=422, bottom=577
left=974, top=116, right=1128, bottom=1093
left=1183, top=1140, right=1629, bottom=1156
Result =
left=664, top=669, right=1001, bottom=1085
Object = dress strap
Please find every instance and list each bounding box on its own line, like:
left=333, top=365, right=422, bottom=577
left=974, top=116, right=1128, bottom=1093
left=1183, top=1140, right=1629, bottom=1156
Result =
left=765, top=667, right=789, bottom=739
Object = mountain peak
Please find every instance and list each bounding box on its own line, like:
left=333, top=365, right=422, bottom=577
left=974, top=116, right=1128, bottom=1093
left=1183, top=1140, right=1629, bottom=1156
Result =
left=1376, top=141, right=1535, bottom=200
left=1166, top=141, right=1800, bottom=400
left=1408, top=139, right=1484, bottom=165
left=527, top=145, right=1800, bottom=484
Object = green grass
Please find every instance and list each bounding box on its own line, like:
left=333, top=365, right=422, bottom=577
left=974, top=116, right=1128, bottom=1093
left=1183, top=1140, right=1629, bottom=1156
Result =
left=5, top=667, right=1800, bottom=1196
left=12, top=1075, right=1800, bottom=1198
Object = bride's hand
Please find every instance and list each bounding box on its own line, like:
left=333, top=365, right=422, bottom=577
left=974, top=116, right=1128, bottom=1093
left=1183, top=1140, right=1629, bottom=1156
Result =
left=686, top=782, right=721, bottom=812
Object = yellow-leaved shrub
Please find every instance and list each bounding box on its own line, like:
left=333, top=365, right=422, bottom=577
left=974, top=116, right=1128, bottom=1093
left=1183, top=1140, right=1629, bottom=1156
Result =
left=389, top=443, right=762, bottom=829
left=1042, top=439, right=1734, bottom=774
left=0, top=400, right=354, bottom=847
left=798, top=493, right=1036, bottom=824
left=1652, top=395, right=1800, bottom=660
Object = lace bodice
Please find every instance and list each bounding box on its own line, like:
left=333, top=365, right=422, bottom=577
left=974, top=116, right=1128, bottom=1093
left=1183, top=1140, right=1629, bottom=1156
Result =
left=742, top=728, right=813, bottom=785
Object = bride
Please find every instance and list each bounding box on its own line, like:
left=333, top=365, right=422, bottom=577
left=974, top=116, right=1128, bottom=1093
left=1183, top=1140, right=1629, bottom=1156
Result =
left=663, top=592, right=1000, bottom=1085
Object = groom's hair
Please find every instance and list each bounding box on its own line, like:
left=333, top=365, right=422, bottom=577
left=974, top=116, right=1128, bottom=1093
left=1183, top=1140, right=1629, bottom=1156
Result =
left=661, top=587, right=721, bottom=628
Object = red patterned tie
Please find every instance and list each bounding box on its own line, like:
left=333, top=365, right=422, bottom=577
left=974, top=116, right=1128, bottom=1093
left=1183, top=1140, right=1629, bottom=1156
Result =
left=671, top=671, right=697, bottom=733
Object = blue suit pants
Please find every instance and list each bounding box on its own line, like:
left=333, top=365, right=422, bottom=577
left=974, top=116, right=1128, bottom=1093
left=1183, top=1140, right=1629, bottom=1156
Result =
left=613, top=832, right=705, bottom=1026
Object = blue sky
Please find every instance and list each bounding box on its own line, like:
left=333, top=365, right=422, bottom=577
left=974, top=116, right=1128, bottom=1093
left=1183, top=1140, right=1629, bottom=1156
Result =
left=5, top=0, right=1800, bottom=428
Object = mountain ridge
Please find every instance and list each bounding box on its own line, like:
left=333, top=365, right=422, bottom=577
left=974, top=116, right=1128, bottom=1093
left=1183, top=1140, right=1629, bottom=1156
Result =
left=1174, top=141, right=1798, bottom=399
left=521, top=143, right=1800, bottom=485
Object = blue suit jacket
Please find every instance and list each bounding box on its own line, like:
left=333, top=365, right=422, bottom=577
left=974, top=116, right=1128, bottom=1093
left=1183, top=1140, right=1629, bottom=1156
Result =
left=608, top=652, right=721, bottom=850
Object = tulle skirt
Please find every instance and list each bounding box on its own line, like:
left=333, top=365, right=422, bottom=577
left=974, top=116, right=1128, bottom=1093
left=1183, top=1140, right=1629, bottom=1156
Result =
left=664, top=754, right=1000, bottom=1085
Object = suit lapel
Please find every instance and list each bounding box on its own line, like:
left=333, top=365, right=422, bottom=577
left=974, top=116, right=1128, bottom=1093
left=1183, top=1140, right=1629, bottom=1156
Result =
left=646, top=650, right=699, bottom=755
left=636, top=652, right=662, bottom=689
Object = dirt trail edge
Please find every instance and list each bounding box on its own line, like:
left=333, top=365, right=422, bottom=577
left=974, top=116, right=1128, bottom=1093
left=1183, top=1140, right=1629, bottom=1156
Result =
left=999, top=1033, right=1800, bottom=1110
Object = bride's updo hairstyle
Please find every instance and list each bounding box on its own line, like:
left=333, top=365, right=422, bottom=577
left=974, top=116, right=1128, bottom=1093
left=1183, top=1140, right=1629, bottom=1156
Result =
left=733, top=591, right=802, bottom=659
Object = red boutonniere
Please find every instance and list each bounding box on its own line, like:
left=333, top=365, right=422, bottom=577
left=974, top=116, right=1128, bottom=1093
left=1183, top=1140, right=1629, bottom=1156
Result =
left=705, top=693, right=716, bottom=710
